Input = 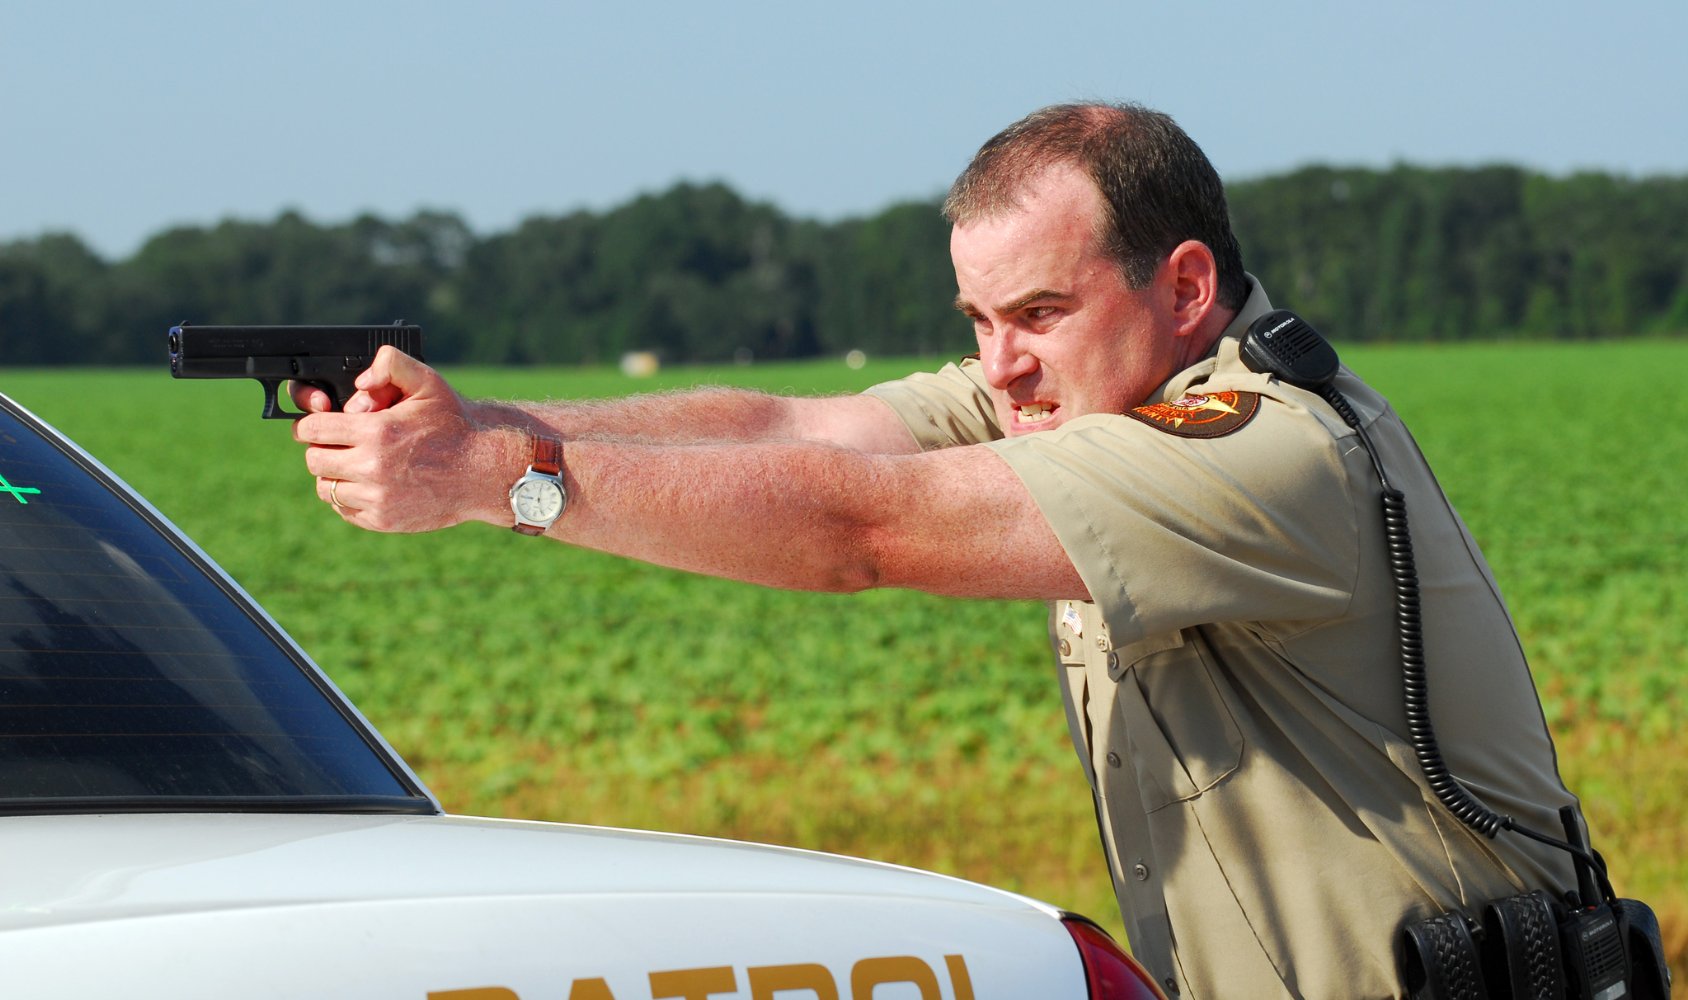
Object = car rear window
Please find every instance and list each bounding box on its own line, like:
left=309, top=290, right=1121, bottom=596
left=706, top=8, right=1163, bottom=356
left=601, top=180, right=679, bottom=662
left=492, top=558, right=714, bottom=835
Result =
left=0, top=396, right=433, bottom=814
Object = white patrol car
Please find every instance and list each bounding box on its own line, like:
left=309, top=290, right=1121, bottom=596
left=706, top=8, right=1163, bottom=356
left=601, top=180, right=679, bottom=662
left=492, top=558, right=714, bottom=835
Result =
left=0, top=391, right=1164, bottom=1000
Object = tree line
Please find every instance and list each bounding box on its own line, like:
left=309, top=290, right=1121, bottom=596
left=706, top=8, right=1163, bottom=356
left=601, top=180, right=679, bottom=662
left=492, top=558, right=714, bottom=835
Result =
left=3, top=164, right=1685, bottom=367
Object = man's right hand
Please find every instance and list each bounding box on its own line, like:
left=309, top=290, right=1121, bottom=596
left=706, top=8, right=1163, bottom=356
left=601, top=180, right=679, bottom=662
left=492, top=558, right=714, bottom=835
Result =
left=292, top=346, right=526, bottom=533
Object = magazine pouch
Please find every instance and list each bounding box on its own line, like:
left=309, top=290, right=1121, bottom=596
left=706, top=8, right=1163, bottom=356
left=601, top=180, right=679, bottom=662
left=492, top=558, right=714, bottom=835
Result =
left=1404, top=910, right=1491, bottom=1000
left=1479, top=892, right=1565, bottom=999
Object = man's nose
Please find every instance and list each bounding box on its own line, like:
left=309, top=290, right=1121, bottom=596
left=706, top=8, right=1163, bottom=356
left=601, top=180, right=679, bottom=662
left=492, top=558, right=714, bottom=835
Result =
left=981, top=327, right=1038, bottom=389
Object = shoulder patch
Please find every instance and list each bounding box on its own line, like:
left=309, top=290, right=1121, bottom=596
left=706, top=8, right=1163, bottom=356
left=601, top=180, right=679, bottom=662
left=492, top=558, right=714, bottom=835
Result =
left=1125, top=390, right=1261, bottom=438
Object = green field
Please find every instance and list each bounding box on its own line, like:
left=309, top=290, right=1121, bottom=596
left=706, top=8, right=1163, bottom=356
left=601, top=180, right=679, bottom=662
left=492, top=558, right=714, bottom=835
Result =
left=5, top=340, right=1684, bottom=977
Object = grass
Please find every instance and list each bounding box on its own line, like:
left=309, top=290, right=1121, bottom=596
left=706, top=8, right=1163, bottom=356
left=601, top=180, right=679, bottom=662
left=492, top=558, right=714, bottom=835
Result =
left=4, top=339, right=1683, bottom=981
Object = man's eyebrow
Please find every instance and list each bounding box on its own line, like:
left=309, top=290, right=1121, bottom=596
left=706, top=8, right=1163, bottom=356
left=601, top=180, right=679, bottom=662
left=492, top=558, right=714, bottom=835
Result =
left=953, top=288, right=1069, bottom=316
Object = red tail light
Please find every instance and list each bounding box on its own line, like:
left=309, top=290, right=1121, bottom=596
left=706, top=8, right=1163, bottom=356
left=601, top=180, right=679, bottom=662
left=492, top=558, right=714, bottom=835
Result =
left=1061, top=916, right=1169, bottom=1000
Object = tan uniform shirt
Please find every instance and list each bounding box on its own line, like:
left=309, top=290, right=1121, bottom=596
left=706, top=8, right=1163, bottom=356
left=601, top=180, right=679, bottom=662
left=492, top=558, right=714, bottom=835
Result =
left=865, top=280, right=1580, bottom=999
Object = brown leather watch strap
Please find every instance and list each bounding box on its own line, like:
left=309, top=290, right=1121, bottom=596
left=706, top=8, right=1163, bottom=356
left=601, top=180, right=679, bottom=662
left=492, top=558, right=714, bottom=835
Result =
left=531, top=435, right=563, bottom=475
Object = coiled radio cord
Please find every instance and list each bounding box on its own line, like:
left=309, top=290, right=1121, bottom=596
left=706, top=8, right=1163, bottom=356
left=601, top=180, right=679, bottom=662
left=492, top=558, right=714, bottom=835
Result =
left=1242, top=308, right=1612, bottom=902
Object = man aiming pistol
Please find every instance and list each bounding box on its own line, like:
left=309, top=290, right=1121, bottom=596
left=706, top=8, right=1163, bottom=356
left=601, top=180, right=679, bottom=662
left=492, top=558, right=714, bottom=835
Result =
left=189, top=102, right=1666, bottom=999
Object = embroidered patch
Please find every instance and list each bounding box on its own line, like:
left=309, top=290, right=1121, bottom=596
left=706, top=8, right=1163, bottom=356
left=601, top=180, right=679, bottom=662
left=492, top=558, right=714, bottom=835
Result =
left=1125, top=390, right=1261, bottom=438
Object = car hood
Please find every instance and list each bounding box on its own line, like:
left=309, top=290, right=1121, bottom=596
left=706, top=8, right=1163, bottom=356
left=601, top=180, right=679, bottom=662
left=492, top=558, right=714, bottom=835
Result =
left=0, top=811, right=1050, bottom=928
left=0, top=813, right=1088, bottom=999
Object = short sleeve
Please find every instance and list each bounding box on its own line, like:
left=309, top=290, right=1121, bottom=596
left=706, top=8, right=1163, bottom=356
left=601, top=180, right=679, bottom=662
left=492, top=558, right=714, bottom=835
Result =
left=986, top=400, right=1362, bottom=645
left=862, top=358, right=1000, bottom=449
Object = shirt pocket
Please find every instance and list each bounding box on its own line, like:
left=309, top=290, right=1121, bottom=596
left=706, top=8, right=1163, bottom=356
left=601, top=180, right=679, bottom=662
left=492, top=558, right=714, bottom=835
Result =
left=1114, top=629, right=1245, bottom=812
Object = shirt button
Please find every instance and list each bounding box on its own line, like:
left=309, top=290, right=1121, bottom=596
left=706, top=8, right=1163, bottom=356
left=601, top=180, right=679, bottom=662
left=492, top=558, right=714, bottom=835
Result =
left=1095, top=637, right=1108, bottom=651
left=1163, top=976, right=1180, bottom=994
left=1106, top=752, right=1122, bottom=768
left=1105, top=651, right=1119, bottom=671
left=1133, top=862, right=1150, bottom=881
left=1058, top=638, right=1071, bottom=656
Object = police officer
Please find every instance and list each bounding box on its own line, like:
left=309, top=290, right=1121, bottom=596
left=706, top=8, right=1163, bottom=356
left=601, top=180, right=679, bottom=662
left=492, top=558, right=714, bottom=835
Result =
left=296, top=102, right=1584, bottom=998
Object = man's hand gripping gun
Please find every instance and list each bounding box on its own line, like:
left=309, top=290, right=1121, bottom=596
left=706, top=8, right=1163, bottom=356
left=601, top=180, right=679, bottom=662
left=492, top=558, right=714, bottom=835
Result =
left=167, top=322, right=425, bottom=419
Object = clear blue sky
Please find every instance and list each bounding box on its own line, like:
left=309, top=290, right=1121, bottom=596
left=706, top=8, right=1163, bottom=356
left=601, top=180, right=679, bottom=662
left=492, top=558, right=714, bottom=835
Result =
left=5, top=0, right=1685, bottom=260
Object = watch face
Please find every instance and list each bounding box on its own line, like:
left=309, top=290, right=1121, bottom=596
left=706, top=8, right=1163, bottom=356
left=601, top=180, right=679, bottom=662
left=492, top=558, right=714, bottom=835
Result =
left=513, top=478, right=565, bottom=524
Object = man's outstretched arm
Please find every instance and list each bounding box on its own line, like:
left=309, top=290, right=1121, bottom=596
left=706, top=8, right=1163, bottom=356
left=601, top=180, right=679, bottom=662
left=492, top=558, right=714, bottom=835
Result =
left=292, top=354, right=921, bottom=455
left=295, top=348, right=1086, bottom=602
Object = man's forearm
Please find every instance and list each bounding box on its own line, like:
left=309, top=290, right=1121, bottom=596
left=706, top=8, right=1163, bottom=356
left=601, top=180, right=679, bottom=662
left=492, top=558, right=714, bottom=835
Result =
left=469, top=387, right=802, bottom=446
left=470, top=387, right=920, bottom=454
left=549, top=436, right=886, bottom=592
left=535, top=434, right=1081, bottom=601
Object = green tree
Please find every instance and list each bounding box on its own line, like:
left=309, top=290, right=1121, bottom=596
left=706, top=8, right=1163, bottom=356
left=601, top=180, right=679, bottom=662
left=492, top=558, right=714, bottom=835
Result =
left=10, top=167, right=1687, bottom=366
left=813, top=200, right=960, bottom=358
left=0, top=233, right=110, bottom=365
left=101, top=209, right=467, bottom=364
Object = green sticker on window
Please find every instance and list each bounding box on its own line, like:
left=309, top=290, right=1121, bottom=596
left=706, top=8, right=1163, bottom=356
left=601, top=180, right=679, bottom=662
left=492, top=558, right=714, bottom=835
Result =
left=0, top=474, right=41, bottom=504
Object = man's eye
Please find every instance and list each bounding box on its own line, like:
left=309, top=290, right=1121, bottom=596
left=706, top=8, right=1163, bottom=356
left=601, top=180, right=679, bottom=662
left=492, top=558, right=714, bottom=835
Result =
left=1026, top=306, right=1057, bottom=321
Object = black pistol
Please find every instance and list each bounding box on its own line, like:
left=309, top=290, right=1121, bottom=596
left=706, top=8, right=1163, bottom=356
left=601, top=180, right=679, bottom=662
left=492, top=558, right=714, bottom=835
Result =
left=168, top=322, right=425, bottom=419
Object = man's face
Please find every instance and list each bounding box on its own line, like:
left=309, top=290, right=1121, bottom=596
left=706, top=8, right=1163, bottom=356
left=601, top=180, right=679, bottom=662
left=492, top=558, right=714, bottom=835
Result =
left=950, top=164, right=1183, bottom=437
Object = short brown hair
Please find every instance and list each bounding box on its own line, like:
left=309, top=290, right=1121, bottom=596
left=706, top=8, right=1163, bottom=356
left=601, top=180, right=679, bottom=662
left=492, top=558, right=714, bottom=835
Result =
left=944, top=102, right=1248, bottom=310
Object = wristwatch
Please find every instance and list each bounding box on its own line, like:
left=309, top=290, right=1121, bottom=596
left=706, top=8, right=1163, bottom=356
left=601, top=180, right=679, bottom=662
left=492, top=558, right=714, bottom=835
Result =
left=507, top=435, right=567, bottom=536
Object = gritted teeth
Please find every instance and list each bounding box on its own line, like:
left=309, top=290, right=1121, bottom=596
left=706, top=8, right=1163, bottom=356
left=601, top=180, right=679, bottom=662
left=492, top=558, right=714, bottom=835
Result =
left=1017, top=402, right=1055, bottom=423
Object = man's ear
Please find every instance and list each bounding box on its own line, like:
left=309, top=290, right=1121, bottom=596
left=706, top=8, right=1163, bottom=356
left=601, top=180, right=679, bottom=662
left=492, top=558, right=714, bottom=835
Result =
left=1164, top=240, right=1220, bottom=338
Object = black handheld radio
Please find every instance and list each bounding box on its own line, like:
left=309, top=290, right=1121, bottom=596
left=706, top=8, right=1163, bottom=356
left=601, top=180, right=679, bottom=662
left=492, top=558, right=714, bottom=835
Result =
left=1239, top=309, right=1672, bottom=1000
